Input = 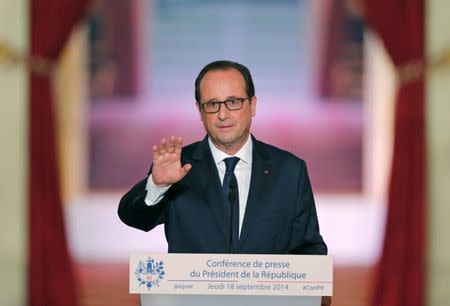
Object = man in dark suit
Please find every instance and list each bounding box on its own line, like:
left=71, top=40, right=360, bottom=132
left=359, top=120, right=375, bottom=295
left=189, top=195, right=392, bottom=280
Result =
left=118, top=60, right=327, bottom=255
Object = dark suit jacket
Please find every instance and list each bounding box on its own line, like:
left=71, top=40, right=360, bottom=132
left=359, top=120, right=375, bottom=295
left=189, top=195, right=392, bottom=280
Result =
left=118, top=135, right=327, bottom=255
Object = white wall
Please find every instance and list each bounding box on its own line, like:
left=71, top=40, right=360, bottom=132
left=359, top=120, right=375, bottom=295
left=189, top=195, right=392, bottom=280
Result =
left=0, top=0, right=28, bottom=305
left=427, top=0, right=450, bottom=304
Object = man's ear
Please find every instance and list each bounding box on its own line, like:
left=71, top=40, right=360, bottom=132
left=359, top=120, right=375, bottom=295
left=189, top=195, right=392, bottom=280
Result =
left=250, top=96, right=257, bottom=117
left=196, top=102, right=204, bottom=122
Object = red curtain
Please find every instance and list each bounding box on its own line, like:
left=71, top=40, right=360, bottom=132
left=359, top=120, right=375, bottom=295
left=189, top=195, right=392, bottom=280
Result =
left=365, top=1, right=426, bottom=306
left=29, top=1, right=90, bottom=305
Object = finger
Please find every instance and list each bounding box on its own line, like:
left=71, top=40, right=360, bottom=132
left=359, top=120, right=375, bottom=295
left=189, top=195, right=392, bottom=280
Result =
left=160, top=138, right=167, bottom=154
left=181, top=163, right=192, bottom=177
left=175, top=136, right=183, bottom=154
left=166, top=136, right=176, bottom=153
left=152, top=145, right=160, bottom=160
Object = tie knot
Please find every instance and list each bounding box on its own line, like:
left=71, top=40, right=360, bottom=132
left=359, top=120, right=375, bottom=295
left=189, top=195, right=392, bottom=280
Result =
left=223, top=157, right=240, bottom=172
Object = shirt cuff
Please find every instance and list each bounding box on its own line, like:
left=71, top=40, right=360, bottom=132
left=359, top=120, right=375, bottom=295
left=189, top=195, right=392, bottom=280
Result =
left=144, top=174, right=171, bottom=206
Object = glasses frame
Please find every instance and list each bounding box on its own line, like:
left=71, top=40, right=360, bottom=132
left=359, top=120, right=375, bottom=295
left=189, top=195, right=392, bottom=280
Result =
left=199, top=97, right=250, bottom=114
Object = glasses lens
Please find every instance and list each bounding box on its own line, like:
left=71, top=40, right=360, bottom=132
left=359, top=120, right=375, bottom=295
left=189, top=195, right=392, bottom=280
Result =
left=225, top=98, right=243, bottom=110
left=203, top=102, right=219, bottom=113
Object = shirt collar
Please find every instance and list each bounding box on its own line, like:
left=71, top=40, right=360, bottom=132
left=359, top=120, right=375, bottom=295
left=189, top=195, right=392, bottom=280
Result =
left=208, top=134, right=253, bottom=165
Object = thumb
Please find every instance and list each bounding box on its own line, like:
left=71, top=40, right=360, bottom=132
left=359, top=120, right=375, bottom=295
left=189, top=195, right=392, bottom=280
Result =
left=180, top=163, right=192, bottom=177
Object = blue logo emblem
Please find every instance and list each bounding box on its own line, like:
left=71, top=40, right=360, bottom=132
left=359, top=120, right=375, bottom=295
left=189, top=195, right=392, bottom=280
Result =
left=135, top=257, right=165, bottom=289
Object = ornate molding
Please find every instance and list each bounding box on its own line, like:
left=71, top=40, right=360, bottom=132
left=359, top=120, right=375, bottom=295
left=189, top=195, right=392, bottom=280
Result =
left=0, top=40, right=53, bottom=76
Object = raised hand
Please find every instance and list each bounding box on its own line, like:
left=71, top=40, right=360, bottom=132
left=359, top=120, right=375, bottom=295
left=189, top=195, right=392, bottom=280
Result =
left=151, top=136, right=192, bottom=188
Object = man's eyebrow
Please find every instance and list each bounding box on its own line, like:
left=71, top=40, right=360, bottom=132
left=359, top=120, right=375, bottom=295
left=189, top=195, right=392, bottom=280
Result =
left=206, top=96, right=239, bottom=102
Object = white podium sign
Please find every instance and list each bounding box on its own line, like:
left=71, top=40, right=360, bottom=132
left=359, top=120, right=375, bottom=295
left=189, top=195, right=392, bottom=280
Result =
left=129, top=253, right=332, bottom=297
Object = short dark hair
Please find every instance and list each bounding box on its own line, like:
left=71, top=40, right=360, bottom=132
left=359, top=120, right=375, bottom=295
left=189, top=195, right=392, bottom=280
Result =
left=195, top=60, right=255, bottom=103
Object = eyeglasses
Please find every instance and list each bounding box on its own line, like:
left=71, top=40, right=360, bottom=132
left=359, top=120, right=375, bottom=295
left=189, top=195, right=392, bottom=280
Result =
left=199, top=97, right=249, bottom=114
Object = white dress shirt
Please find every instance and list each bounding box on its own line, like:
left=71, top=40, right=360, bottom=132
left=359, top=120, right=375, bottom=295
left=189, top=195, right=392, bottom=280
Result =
left=145, top=135, right=253, bottom=236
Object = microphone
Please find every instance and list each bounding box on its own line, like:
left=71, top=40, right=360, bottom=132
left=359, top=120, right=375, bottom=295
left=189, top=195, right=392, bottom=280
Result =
left=228, top=177, right=238, bottom=253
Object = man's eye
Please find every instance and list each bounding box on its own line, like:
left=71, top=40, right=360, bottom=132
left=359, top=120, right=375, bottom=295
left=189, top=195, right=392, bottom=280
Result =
left=210, top=102, right=219, bottom=107
left=227, top=99, right=238, bottom=104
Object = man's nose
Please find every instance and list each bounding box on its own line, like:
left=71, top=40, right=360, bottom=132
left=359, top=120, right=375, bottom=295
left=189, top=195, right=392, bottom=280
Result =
left=217, top=103, right=230, bottom=120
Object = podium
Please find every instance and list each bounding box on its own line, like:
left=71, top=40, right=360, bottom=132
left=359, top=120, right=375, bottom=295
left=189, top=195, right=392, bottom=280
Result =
left=130, top=254, right=333, bottom=306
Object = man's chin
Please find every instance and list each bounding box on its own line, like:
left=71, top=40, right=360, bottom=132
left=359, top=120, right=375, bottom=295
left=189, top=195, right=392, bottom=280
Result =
left=217, top=138, right=236, bottom=147
left=211, top=134, right=237, bottom=147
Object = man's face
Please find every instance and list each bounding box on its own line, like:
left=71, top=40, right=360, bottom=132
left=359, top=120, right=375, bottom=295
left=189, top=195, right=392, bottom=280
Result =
left=197, top=68, right=256, bottom=154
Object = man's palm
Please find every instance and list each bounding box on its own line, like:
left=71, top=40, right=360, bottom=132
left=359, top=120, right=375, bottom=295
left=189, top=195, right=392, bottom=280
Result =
left=152, top=136, right=191, bottom=187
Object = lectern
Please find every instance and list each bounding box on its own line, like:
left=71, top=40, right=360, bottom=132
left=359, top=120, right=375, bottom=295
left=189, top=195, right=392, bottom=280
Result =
left=129, top=253, right=333, bottom=306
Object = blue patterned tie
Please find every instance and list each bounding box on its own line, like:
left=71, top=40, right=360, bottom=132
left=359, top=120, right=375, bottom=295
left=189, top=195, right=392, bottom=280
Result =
left=222, top=157, right=240, bottom=252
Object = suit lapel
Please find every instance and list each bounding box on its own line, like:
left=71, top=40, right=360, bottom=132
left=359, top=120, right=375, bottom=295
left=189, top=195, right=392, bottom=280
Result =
left=238, top=137, right=271, bottom=248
